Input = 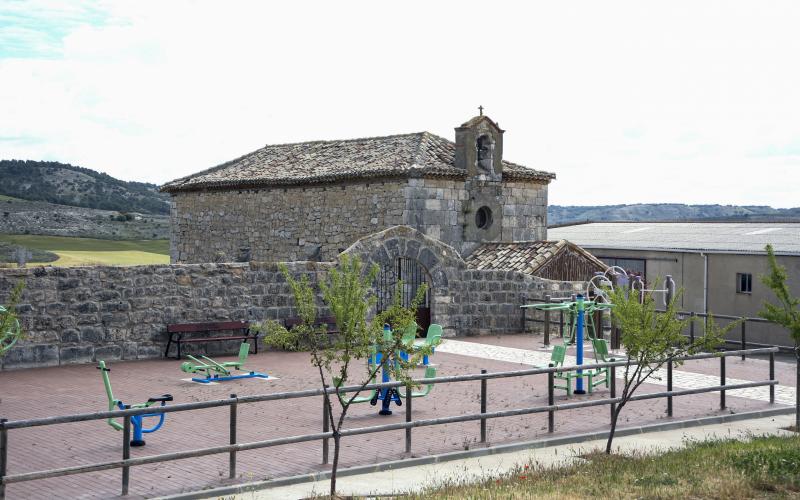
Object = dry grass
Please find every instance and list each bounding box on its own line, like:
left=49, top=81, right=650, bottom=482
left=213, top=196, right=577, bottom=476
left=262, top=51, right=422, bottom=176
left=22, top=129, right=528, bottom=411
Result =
left=408, top=434, right=800, bottom=499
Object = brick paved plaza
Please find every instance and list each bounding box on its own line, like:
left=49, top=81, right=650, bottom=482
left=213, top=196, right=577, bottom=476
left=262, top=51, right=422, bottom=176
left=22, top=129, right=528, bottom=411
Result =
left=0, top=334, right=794, bottom=499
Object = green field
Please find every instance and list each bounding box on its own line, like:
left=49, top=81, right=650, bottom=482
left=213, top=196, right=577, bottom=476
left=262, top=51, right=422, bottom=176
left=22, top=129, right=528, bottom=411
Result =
left=0, top=234, right=169, bottom=267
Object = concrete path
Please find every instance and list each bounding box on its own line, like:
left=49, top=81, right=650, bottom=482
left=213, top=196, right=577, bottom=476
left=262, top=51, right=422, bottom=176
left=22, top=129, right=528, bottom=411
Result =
left=225, top=413, right=796, bottom=499
left=437, top=339, right=796, bottom=406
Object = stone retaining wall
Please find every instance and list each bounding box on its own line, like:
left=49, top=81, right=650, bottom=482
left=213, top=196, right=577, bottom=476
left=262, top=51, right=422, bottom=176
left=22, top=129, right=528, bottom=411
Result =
left=0, top=226, right=582, bottom=370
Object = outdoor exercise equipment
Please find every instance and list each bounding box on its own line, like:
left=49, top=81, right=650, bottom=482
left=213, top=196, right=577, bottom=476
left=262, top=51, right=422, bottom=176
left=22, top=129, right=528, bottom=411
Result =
left=0, top=305, right=21, bottom=356
left=97, top=360, right=173, bottom=447
left=351, top=324, right=439, bottom=415
left=528, top=294, right=614, bottom=395
left=586, top=266, right=633, bottom=303
left=180, top=342, right=271, bottom=383
left=413, top=324, right=443, bottom=366
left=631, top=275, right=676, bottom=306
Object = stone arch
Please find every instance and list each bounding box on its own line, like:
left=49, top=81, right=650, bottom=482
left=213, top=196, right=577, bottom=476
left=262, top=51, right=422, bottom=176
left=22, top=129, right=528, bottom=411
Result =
left=340, top=226, right=464, bottom=331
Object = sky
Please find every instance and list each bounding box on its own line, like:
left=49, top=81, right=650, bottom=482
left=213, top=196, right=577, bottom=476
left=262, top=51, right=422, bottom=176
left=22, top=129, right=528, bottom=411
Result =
left=1, top=1, right=799, bottom=208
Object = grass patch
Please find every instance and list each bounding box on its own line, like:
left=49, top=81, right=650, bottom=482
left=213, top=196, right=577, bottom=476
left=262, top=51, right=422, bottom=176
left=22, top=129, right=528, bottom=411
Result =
left=410, top=435, right=800, bottom=499
left=0, top=234, right=169, bottom=267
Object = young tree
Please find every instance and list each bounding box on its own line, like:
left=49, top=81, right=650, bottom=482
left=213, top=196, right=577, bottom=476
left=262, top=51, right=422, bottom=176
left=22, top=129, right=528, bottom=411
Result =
left=1, top=281, right=25, bottom=356
left=604, top=285, right=728, bottom=454
left=259, top=255, right=431, bottom=497
left=758, top=244, right=800, bottom=429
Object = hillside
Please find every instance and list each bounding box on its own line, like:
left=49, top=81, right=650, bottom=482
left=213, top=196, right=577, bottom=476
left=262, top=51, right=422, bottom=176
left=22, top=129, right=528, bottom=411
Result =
left=548, top=204, right=800, bottom=226
left=0, top=195, right=169, bottom=240
left=0, top=160, right=170, bottom=215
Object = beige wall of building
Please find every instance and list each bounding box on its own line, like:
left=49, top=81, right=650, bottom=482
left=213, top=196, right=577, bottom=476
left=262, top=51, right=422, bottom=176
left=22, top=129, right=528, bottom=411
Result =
left=585, top=247, right=799, bottom=346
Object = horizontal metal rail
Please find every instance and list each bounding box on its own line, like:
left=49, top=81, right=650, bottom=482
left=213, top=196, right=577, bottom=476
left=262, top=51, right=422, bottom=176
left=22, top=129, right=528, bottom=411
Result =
left=0, top=346, right=781, bottom=498
left=0, top=348, right=778, bottom=430
left=1, top=379, right=777, bottom=485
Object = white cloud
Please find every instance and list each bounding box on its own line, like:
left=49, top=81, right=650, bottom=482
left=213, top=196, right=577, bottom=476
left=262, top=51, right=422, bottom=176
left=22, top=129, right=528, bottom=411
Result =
left=0, top=0, right=799, bottom=207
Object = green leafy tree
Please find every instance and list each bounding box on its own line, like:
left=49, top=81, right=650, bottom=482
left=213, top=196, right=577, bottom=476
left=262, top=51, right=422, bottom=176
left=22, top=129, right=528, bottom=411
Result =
left=1, top=281, right=25, bottom=356
left=758, top=244, right=800, bottom=429
left=605, top=285, right=728, bottom=454
left=259, top=255, right=431, bottom=497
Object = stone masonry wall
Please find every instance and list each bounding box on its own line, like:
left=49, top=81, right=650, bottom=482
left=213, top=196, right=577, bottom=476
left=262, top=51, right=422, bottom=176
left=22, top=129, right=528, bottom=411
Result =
left=0, top=262, right=330, bottom=370
left=170, top=180, right=407, bottom=264
left=170, top=177, right=549, bottom=265
left=0, top=226, right=581, bottom=370
left=404, top=178, right=548, bottom=256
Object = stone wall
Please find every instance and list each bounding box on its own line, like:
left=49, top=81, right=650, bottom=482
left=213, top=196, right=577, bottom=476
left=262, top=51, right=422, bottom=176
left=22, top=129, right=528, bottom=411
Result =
left=405, top=178, right=548, bottom=256
left=171, top=177, right=549, bottom=264
left=344, top=226, right=579, bottom=337
left=0, top=262, right=330, bottom=370
left=170, top=179, right=408, bottom=263
left=0, top=226, right=581, bottom=370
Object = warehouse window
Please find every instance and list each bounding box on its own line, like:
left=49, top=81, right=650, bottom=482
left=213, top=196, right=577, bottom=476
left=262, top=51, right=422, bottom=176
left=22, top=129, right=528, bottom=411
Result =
left=736, top=273, right=752, bottom=294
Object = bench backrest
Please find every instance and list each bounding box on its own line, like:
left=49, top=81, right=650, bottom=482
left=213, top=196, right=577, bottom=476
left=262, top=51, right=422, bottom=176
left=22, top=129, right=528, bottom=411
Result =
left=167, top=321, right=249, bottom=333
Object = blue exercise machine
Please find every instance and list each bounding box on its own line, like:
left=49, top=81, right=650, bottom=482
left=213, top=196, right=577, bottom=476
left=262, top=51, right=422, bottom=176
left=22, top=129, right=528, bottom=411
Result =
left=98, top=360, right=172, bottom=447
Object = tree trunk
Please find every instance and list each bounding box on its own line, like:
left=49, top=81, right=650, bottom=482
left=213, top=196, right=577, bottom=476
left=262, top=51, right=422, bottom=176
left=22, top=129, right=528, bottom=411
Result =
left=606, top=403, right=624, bottom=454
left=330, top=433, right=341, bottom=497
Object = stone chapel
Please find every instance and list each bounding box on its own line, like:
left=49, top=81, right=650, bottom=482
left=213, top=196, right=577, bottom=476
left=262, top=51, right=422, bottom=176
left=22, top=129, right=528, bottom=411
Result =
left=162, top=113, right=557, bottom=264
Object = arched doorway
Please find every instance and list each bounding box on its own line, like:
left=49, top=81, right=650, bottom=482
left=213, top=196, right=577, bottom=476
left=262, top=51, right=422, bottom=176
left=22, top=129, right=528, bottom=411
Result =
left=377, top=257, right=431, bottom=335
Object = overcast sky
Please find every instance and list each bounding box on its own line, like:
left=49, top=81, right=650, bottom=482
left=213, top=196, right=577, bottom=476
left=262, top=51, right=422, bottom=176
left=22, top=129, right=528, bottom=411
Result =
left=1, top=1, right=799, bottom=207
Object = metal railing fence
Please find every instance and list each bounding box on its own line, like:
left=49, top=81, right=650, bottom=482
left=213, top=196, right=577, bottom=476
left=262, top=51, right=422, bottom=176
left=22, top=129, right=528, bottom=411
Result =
left=0, top=347, right=780, bottom=498
left=521, top=295, right=794, bottom=353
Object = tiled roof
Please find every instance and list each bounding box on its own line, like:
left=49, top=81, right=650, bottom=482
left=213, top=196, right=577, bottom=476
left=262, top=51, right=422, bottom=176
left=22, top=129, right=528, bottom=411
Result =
left=465, top=240, right=608, bottom=277
left=161, top=132, right=554, bottom=192
left=547, top=222, right=800, bottom=256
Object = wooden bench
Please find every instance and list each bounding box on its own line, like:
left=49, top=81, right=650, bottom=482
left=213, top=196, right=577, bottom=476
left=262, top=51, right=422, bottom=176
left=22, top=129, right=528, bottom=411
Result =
left=164, top=321, right=259, bottom=359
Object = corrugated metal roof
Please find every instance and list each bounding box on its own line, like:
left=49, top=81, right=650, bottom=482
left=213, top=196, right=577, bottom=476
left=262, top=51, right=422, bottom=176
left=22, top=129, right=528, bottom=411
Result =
left=547, top=222, right=800, bottom=255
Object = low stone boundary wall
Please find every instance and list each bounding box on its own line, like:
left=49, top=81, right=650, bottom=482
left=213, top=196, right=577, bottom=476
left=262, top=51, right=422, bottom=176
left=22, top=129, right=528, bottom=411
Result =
left=0, top=229, right=583, bottom=369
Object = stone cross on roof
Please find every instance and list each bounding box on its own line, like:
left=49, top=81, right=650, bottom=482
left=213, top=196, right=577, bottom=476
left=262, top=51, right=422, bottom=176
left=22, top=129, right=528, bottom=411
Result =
left=478, top=105, right=484, bottom=116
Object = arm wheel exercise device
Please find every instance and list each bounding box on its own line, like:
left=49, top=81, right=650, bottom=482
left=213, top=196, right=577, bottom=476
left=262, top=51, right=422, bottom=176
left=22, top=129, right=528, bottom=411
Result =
left=97, top=360, right=172, bottom=447
left=180, top=342, right=271, bottom=383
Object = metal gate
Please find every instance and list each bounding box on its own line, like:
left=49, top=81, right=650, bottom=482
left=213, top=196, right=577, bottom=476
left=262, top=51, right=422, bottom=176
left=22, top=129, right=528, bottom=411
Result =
left=376, top=257, right=431, bottom=335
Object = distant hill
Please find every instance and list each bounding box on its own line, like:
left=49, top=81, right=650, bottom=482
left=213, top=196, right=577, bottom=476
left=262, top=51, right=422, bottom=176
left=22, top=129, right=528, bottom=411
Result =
left=0, top=160, right=170, bottom=215
left=548, top=204, right=800, bottom=226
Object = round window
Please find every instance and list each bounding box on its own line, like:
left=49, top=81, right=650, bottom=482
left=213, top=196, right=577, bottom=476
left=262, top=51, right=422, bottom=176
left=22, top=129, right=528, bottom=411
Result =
left=475, top=206, right=493, bottom=229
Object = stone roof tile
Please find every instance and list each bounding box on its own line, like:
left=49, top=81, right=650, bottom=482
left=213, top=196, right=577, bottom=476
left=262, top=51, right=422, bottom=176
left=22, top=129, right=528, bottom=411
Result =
left=161, top=131, right=554, bottom=193
left=465, top=240, right=608, bottom=278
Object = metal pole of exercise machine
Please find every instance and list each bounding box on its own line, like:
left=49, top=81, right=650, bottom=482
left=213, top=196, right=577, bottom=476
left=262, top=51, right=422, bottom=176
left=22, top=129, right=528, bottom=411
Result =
left=574, top=294, right=587, bottom=395
left=379, top=324, right=396, bottom=416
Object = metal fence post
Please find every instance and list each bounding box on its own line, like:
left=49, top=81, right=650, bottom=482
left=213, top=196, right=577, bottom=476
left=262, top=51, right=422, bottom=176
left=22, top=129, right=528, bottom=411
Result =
left=769, top=351, right=775, bottom=404
left=405, top=384, right=412, bottom=454
left=122, top=414, right=131, bottom=496
left=322, top=395, right=330, bottom=465
left=548, top=364, right=555, bottom=433
left=741, top=320, right=746, bottom=360
left=544, top=295, right=551, bottom=346
left=720, top=355, right=726, bottom=409
left=610, top=365, right=616, bottom=424
left=689, top=313, right=695, bottom=344
left=229, top=394, right=237, bottom=480
left=667, top=360, right=673, bottom=417
left=1, top=418, right=7, bottom=500
left=559, top=310, right=565, bottom=340
left=480, top=369, right=487, bottom=443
